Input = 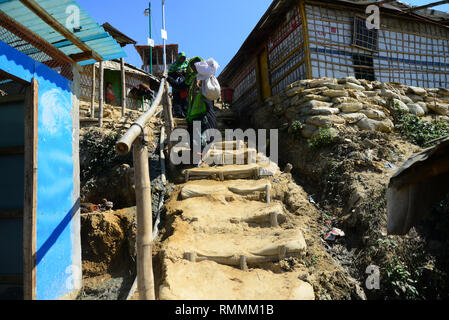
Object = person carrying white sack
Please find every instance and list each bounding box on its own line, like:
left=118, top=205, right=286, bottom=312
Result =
left=195, top=58, right=221, bottom=102
left=184, top=58, right=221, bottom=165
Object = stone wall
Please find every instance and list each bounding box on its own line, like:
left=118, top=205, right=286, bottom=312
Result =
left=263, top=77, right=449, bottom=139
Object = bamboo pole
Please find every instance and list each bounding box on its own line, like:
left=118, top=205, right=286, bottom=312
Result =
left=163, top=81, right=175, bottom=174
left=99, top=61, right=104, bottom=127
left=116, top=78, right=166, bottom=155
left=163, top=81, right=174, bottom=137
left=160, top=126, right=167, bottom=185
left=299, top=0, right=313, bottom=79
left=121, top=57, right=126, bottom=117
left=90, top=63, right=96, bottom=119
left=133, top=127, right=155, bottom=300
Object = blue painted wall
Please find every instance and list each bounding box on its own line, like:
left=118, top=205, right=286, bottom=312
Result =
left=0, top=39, right=80, bottom=300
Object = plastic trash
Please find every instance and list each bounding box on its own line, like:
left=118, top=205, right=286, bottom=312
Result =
left=309, top=196, right=316, bottom=204
left=324, top=228, right=345, bottom=241
left=325, top=215, right=335, bottom=227
left=385, top=162, right=397, bottom=170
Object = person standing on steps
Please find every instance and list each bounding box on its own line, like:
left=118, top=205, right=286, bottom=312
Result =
left=169, top=52, right=189, bottom=75
left=184, top=57, right=218, bottom=165
left=167, top=52, right=189, bottom=118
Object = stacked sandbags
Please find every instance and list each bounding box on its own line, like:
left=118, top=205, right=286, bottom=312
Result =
left=264, top=77, right=449, bottom=139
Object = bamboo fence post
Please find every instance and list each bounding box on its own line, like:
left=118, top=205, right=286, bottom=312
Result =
left=163, top=80, right=175, bottom=172
left=133, top=127, right=155, bottom=300
left=160, top=126, right=167, bottom=185
left=121, top=57, right=126, bottom=117
left=163, top=81, right=174, bottom=138
left=90, top=63, right=96, bottom=119
left=98, top=61, right=104, bottom=127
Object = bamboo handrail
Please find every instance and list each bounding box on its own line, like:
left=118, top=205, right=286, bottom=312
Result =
left=116, top=77, right=166, bottom=155
left=114, top=74, right=167, bottom=301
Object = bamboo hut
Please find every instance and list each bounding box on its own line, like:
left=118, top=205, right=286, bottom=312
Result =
left=219, top=0, right=449, bottom=111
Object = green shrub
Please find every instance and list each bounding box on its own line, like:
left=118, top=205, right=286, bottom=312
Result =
left=392, top=106, right=449, bottom=147
left=289, top=120, right=304, bottom=140
left=385, top=258, right=421, bottom=299
left=307, top=126, right=335, bottom=150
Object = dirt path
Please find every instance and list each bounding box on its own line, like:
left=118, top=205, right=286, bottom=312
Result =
left=133, top=111, right=365, bottom=300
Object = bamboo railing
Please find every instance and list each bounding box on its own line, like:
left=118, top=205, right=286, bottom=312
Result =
left=115, top=74, right=172, bottom=300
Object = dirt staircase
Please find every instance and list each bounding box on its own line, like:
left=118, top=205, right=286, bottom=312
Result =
left=152, top=109, right=316, bottom=300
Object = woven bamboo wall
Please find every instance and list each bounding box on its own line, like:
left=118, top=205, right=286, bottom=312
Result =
left=229, top=59, right=258, bottom=111
left=228, top=4, right=308, bottom=110
left=269, top=5, right=307, bottom=95
left=79, top=65, right=149, bottom=111
left=305, top=2, right=449, bottom=88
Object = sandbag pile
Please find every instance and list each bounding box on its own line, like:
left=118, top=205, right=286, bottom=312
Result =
left=264, top=77, right=449, bottom=139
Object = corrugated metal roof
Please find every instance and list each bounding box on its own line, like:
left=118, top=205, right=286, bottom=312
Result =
left=0, top=0, right=126, bottom=65
left=100, top=59, right=160, bottom=82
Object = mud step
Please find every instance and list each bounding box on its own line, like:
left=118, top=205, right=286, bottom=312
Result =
left=159, top=261, right=314, bottom=300
left=184, top=249, right=293, bottom=269
left=181, top=180, right=271, bottom=203
left=184, top=164, right=260, bottom=182
left=210, top=140, right=246, bottom=151
left=167, top=227, right=307, bottom=259
left=182, top=227, right=306, bottom=267
left=203, top=147, right=258, bottom=165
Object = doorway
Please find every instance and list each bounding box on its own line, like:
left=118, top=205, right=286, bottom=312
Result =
left=0, top=71, right=38, bottom=300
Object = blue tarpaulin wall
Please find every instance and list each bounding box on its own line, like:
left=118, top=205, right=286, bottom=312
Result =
left=0, top=39, right=80, bottom=300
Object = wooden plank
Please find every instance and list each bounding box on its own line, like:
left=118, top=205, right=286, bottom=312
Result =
left=80, top=118, right=113, bottom=123
left=0, top=146, right=24, bottom=156
left=0, top=210, right=23, bottom=219
left=0, top=275, right=23, bottom=285
left=69, top=52, right=94, bottom=62
left=366, top=0, right=397, bottom=5
left=18, top=0, right=103, bottom=62
left=258, top=48, right=271, bottom=101
left=23, top=78, right=38, bottom=301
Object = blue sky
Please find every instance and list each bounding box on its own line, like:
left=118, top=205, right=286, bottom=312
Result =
left=76, top=0, right=449, bottom=75
left=77, top=0, right=273, bottom=75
